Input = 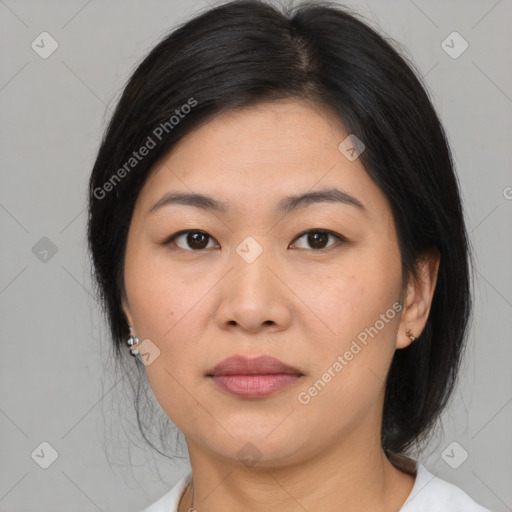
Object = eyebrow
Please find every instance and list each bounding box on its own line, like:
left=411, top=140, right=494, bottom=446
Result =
left=148, top=187, right=366, bottom=216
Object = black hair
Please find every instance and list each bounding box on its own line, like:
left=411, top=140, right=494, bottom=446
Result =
left=87, top=0, right=473, bottom=473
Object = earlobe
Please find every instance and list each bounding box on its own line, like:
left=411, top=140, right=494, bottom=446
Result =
left=124, top=312, right=134, bottom=329
left=121, top=296, right=134, bottom=328
left=396, top=248, right=440, bottom=349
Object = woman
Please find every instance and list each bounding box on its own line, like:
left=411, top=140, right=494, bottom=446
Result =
left=87, top=1, right=492, bottom=510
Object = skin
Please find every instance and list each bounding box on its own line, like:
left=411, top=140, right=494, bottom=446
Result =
left=122, top=98, right=440, bottom=512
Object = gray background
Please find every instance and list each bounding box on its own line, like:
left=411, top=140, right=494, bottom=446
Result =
left=1, top=0, right=511, bottom=511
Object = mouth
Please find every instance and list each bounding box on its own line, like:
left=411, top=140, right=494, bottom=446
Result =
left=206, top=355, right=304, bottom=399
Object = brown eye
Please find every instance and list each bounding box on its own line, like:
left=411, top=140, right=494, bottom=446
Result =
left=164, top=229, right=346, bottom=252
left=166, top=230, right=218, bottom=250
left=307, top=232, right=329, bottom=249
left=291, top=230, right=346, bottom=250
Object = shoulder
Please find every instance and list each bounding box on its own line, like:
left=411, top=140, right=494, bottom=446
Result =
left=139, top=471, right=191, bottom=512
left=400, top=462, right=493, bottom=512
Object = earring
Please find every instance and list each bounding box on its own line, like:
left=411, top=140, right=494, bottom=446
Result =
left=126, top=326, right=140, bottom=357
left=406, top=328, right=416, bottom=342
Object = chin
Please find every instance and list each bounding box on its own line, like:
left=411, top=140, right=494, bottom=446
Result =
left=200, top=421, right=313, bottom=468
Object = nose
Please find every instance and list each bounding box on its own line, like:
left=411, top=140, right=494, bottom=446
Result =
left=215, top=245, right=292, bottom=335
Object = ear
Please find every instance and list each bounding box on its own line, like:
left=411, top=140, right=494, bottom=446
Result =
left=396, top=248, right=440, bottom=349
left=121, top=293, right=135, bottom=329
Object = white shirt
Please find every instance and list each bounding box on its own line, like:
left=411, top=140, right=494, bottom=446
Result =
left=140, top=462, right=493, bottom=512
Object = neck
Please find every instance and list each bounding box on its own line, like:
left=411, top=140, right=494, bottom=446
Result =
left=179, top=433, right=416, bottom=512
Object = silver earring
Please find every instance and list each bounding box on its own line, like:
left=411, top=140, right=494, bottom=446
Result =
left=126, top=326, right=140, bottom=357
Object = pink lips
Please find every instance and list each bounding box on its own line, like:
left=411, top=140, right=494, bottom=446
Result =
left=207, top=355, right=304, bottom=399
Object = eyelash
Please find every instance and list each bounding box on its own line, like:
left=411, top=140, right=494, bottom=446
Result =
left=161, top=229, right=348, bottom=252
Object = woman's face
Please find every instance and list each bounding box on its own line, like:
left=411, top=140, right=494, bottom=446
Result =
left=122, top=99, right=426, bottom=468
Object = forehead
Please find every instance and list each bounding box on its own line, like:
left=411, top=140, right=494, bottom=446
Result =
left=135, top=99, right=391, bottom=221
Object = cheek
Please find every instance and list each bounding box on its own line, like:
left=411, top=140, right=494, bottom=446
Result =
left=297, top=248, right=402, bottom=340
left=294, top=249, right=402, bottom=396
left=124, top=243, right=201, bottom=337
left=123, top=245, right=212, bottom=414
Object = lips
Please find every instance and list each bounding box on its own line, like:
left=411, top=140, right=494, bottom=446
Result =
left=207, top=355, right=303, bottom=376
left=206, top=355, right=304, bottom=399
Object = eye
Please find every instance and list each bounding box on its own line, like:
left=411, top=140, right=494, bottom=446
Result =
left=164, top=230, right=219, bottom=251
left=290, top=229, right=347, bottom=251
left=162, top=228, right=347, bottom=252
